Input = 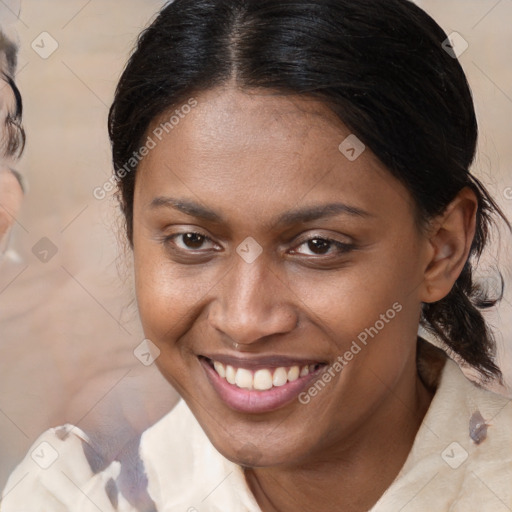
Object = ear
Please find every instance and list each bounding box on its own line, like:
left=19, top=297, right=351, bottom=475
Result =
left=419, top=187, right=478, bottom=304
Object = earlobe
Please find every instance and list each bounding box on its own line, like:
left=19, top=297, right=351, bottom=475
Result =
left=420, top=187, right=478, bottom=304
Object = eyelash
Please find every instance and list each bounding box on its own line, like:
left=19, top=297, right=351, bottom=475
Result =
left=162, top=231, right=354, bottom=258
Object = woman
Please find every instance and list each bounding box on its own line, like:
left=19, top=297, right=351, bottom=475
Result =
left=2, top=0, right=511, bottom=510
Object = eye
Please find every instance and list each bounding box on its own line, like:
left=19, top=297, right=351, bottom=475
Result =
left=161, top=231, right=354, bottom=260
left=290, top=236, right=353, bottom=257
left=164, top=231, right=218, bottom=252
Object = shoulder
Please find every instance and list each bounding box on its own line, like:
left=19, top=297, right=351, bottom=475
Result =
left=373, top=352, right=512, bottom=511
left=1, top=424, right=140, bottom=511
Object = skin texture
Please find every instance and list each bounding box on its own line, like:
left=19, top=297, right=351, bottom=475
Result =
left=0, top=167, right=22, bottom=241
left=132, top=84, right=478, bottom=511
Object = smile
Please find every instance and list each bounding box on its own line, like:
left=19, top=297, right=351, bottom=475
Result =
left=211, top=359, right=321, bottom=391
left=199, top=356, right=327, bottom=413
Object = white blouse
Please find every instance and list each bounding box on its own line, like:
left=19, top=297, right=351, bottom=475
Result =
left=2, top=349, right=511, bottom=511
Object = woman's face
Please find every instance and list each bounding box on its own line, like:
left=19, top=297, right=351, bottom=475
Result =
left=132, top=84, right=433, bottom=467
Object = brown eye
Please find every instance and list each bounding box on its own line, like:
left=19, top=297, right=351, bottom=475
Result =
left=182, top=233, right=206, bottom=249
left=164, top=232, right=217, bottom=252
left=307, top=238, right=330, bottom=255
left=292, top=236, right=353, bottom=257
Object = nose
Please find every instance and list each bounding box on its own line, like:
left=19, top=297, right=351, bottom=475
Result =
left=208, top=254, right=299, bottom=347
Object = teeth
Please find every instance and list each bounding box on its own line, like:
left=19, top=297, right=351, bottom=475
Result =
left=211, top=360, right=317, bottom=391
left=287, top=366, right=300, bottom=382
left=253, top=369, right=273, bottom=390
left=235, top=368, right=253, bottom=390
left=300, top=366, right=309, bottom=377
left=214, top=361, right=226, bottom=378
left=226, top=365, right=236, bottom=385
left=272, top=367, right=288, bottom=387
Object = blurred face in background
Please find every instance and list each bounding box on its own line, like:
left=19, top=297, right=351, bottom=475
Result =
left=0, top=23, right=24, bottom=257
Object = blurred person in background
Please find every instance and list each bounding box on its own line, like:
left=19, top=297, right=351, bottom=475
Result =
left=0, top=2, right=25, bottom=262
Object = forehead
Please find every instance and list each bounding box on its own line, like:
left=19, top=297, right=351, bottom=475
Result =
left=135, top=85, right=414, bottom=227
left=183, top=85, right=342, bottom=137
left=140, top=85, right=377, bottom=179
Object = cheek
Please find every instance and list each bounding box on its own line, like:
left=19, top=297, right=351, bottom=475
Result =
left=133, top=246, right=217, bottom=343
left=292, top=255, right=415, bottom=339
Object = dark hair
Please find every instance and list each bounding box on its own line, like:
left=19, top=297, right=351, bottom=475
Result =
left=0, top=30, right=18, bottom=76
left=0, top=30, right=25, bottom=160
left=108, top=0, right=511, bottom=383
left=0, top=72, right=25, bottom=160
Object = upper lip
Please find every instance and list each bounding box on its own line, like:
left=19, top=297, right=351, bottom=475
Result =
left=200, top=353, right=327, bottom=369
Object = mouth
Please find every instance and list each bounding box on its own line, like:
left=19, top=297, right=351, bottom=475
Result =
left=198, top=355, right=328, bottom=414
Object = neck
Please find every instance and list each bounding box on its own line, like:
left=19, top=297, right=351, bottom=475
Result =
left=244, top=362, right=435, bottom=512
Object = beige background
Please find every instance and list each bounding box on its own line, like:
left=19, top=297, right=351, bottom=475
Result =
left=0, top=0, right=511, bottom=491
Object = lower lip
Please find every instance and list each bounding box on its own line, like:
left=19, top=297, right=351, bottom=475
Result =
left=200, top=358, right=326, bottom=414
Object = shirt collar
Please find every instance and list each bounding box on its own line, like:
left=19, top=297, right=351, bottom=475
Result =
left=140, top=397, right=261, bottom=511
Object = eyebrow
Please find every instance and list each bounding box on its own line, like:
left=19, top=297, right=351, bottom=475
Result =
left=149, top=196, right=372, bottom=228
